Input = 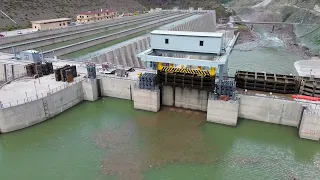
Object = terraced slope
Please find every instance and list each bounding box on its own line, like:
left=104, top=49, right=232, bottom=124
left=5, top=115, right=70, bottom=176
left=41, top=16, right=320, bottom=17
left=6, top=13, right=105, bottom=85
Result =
left=0, top=0, right=146, bottom=30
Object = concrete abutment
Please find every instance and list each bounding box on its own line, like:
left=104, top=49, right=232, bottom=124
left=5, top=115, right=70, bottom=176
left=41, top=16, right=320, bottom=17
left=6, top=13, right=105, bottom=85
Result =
left=299, top=111, right=320, bottom=141
left=133, top=88, right=160, bottom=112
left=82, top=79, right=99, bottom=101
left=207, top=99, right=239, bottom=126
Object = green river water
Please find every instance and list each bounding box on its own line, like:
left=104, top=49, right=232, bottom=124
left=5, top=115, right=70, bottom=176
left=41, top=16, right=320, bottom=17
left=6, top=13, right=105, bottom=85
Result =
left=1, top=24, right=320, bottom=180
left=0, top=98, right=320, bottom=180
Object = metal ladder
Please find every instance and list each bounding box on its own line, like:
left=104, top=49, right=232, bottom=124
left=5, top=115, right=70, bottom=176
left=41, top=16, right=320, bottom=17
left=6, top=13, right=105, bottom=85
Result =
left=42, top=98, right=50, bottom=119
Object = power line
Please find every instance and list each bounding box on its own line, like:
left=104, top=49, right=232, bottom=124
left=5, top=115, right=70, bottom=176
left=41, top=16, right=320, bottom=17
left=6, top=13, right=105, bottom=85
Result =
left=0, top=10, right=17, bottom=24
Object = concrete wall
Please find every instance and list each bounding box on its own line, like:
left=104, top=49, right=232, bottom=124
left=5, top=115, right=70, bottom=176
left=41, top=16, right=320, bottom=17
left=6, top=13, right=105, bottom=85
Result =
left=207, top=99, right=239, bottom=126
left=133, top=88, right=160, bottom=112
left=82, top=78, right=98, bottom=101
left=0, top=81, right=83, bottom=133
left=238, top=95, right=304, bottom=127
left=162, top=86, right=208, bottom=111
left=162, top=86, right=175, bottom=106
left=99, top=76, right=136, bottom=100
left=299, top=111, right=320, bottom=141
left=171, top=12, right=216, bottom=32
left=92, top=37, right=150, bottom=68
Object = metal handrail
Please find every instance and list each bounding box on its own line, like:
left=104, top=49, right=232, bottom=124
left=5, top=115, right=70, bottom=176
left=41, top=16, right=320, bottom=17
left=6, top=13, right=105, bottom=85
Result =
left=0, top=77, right=84, bottom=109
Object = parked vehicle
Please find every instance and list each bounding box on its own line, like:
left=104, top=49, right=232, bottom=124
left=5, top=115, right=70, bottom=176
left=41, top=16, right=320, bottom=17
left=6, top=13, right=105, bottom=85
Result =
left=0, top=34, right=4, bottom=38
left=17, top=30, right=22, bottom=34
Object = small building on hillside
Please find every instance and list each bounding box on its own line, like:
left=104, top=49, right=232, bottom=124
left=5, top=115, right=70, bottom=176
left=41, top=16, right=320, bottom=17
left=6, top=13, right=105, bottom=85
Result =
left=31, top=18, right=71, bottom=31
left=77, top=9, right=119, bottom=24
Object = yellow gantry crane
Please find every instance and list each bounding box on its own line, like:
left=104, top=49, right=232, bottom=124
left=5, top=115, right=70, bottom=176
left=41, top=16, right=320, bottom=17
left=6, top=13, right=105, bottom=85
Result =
left=157, top=62, right=215, bottom=77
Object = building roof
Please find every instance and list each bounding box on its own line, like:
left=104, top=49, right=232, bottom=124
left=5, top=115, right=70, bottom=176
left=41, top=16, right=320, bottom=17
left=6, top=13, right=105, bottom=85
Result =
left=31, top=18, right=71, bottom=24
left=150, top=30, right=224, bottom=38
left=78, top=9, right=116, bottom=15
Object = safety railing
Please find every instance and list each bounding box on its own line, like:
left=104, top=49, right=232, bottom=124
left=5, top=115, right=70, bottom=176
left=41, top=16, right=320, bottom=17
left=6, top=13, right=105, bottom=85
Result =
left=0, top=72, right=28, bottom=83
left=0, top=77, right=84, bottom=109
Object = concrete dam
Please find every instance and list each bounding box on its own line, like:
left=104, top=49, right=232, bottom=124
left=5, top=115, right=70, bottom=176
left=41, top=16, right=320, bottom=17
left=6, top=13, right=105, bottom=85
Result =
left=0, top=9, right=320, bottom=143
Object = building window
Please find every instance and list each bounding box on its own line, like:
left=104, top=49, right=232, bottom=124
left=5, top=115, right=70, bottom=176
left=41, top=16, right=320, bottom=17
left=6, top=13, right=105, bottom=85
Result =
left=34, top=26, right=37, bottom=29
left=59, top=23, right=61, bottom=26
left=63, top=23, right=65, bottom=25
left=87, top=16, right=89, bottom=18
left=165, top=38, right=169, bottom=44
left=200, top=40, right=204, bottom=46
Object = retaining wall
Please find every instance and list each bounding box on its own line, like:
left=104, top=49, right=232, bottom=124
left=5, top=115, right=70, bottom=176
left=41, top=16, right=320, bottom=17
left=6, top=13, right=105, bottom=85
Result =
left=207, top=99, right=239, bottom=126
left=238, top=95, right=304, bottom=127
left=99, top=76, right=136, bottom=100
left=0, top=81, right=83, bottom=133
left=171, top=12, right=216, bottom=32
left=162, top=86, right=208, bottom=111
left=91, top=37, right=150, bottom=68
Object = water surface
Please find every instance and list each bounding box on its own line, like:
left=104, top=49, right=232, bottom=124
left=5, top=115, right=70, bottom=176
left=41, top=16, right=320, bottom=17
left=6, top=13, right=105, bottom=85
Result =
left=0, top=98, right=319, bottom=180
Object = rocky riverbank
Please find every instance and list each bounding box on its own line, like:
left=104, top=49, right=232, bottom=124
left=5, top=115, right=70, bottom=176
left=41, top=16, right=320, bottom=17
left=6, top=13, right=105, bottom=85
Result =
left=234, top=22, right=313, bottom=59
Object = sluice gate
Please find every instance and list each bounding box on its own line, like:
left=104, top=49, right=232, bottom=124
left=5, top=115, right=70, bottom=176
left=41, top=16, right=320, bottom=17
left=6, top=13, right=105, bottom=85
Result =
left=235, top=71, right=297, bottom=94
left=157, top=66, right=216, bottom=92
left=299, top=77, right=320, bottom=97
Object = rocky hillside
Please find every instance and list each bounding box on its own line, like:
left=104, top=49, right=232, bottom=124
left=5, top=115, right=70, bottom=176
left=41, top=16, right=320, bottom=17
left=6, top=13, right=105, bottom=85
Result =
left=227, top=0, right=320, bottom=53
left=0, top=0, right=146, bottom=30
left=0, top=0, right=230, bottom=31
